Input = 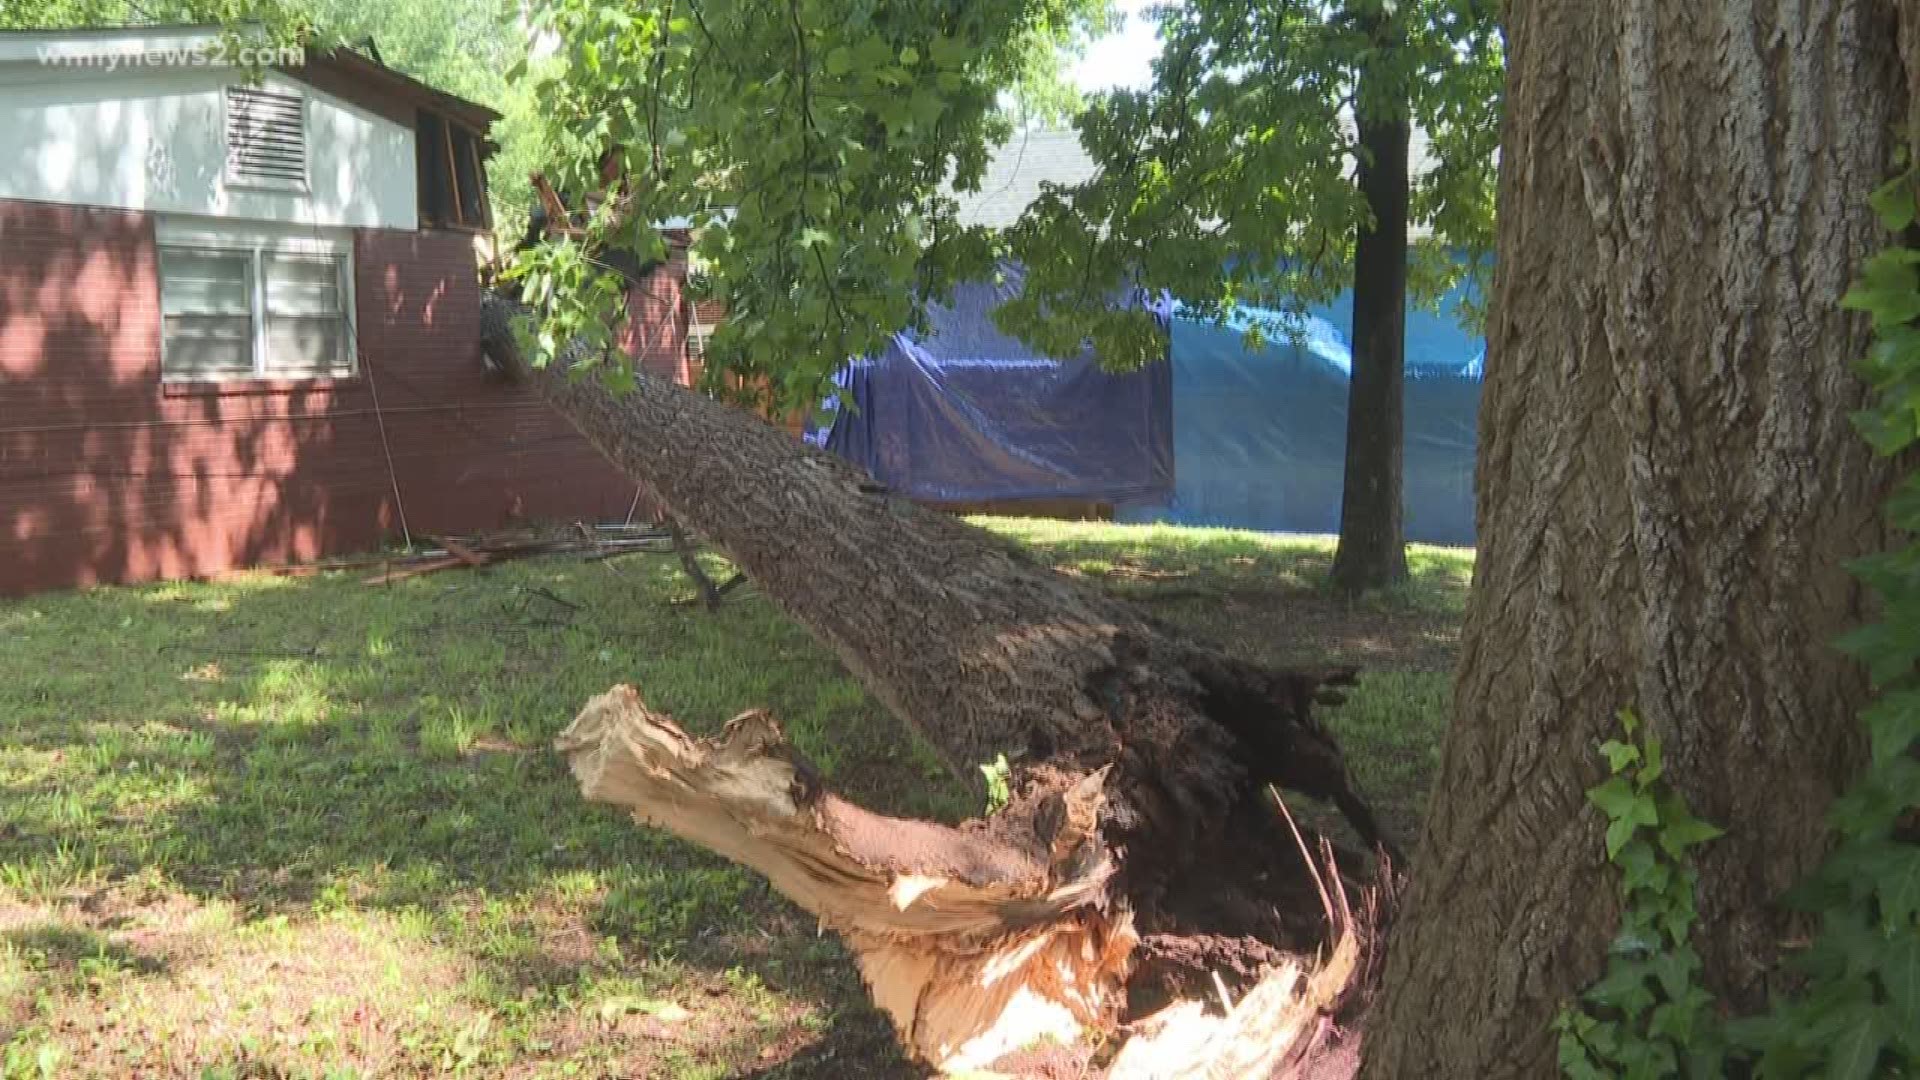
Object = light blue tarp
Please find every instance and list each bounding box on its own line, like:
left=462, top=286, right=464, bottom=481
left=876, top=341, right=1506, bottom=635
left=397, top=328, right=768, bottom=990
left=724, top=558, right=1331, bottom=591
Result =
left=1115, top=285, right=1484, bottom=545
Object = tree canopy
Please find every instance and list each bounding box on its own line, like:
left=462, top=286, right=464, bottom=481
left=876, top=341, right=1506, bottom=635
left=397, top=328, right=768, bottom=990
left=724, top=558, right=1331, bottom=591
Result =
left=509, top=0, right=1110, bottom=402
left=1000, top=0, right=1501, bottom=366
left=510, top=0, right=1500, bottom=408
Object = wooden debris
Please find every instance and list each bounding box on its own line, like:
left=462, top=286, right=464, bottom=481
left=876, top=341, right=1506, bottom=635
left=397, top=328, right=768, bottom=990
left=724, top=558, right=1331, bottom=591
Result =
left=555, top=686, right=1379, bottom=1077
left=432, top=534, right=490, bottom=567
left=362, top=555, right=473, bottom=585
left=353, top=524, right=673, bottom=585
left=555, top=686, right=1136, bottom=1073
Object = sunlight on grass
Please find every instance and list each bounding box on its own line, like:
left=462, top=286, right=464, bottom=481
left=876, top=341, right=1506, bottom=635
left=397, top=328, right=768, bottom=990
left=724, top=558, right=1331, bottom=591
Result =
left=0, top=520, right=1472, bottom=1078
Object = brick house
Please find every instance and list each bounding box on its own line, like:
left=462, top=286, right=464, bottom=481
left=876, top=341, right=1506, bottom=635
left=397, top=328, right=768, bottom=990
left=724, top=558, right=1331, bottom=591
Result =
left=0, top=25, right=684, bottom=595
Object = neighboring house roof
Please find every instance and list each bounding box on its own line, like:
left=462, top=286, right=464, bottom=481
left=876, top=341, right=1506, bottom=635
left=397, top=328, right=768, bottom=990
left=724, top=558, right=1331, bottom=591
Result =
left=950, top=128, right=1098, bottom=229
left=949, top=123, right=1450, bottom=237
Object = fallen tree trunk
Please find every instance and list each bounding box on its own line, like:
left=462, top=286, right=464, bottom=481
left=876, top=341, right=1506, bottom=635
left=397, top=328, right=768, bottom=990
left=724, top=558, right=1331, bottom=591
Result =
left=482, top=292, right=1389, bottom=1068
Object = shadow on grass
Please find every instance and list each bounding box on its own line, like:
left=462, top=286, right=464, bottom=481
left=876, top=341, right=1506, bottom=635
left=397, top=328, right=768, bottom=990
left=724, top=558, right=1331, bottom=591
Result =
left=0, top=523, right=1469, bottom=1077
left=0, top=553, right=949, bottom=1075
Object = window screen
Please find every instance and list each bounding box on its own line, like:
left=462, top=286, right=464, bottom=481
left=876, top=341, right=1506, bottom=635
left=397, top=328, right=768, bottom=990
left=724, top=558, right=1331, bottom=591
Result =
left=160, top=248, right=254, bottom=379
left=451, top=127, right=485, bottom=226
left=418, top=111, right=452, bottom=224
left=263, top=253, right=349, bottom=376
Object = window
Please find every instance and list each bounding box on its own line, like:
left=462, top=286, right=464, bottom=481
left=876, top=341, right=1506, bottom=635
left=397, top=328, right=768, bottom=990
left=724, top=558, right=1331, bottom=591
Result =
left=225, top=85, right=308, bottom=189
left=416, top=109, right=490, bottom=230
left=157, top=249, right=254, bottom=379
left=160, top=241, right=353, bottom=381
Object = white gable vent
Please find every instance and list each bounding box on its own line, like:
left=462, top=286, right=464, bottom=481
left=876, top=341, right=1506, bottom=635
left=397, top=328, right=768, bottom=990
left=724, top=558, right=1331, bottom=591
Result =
left=225, top=85, right=307, bottom=188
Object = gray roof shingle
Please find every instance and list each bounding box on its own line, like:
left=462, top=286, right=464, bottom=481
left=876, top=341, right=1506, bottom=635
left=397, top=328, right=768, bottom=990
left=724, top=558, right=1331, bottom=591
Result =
left=949, top=128, right=1098, bottom=229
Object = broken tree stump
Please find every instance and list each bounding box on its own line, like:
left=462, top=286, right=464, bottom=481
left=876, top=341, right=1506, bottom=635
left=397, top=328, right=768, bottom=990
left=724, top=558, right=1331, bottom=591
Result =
left=555, top=685, right=1373, bottom=1076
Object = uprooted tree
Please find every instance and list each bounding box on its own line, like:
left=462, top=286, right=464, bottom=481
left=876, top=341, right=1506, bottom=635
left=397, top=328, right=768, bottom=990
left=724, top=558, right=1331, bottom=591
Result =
left=483, top=285, right=1393, bottom=1070
left=487, top=2, right=1434, bottom=1061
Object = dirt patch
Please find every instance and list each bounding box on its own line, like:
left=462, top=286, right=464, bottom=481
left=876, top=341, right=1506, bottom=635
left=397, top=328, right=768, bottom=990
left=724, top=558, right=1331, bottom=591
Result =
left=1, top=892, right=478, bottom=1078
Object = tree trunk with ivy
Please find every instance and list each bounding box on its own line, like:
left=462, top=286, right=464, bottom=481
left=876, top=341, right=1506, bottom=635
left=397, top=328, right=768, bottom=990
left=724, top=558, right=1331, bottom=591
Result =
left=480, top=294, right=1392, bottom=1073
left=1360, top=3, right=1908, bottom=1077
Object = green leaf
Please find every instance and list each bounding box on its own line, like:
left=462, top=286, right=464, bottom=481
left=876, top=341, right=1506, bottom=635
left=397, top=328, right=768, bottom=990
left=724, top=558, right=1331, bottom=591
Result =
left=1885, top=934, right=1920, bottom=1052
left=1584, top=961, right=1655, bottom=1018
left=1600, top=739, right=1640, bottom=772
left=1841, top=282, right=1920, bottom=327
left=824, top=45, right=853, bottom=76
left=1606, top=817, right=1640, bottom=861
left=1878, top=845, right=1920, bottom=929
left=1870, top=172, right=1919, bottom=231
left=1828, top=1010, right=1887, bottom=1080
left=1859, top=692, right=1920, bottom=764
left=1655, top=802, right=1725, bottom=860
left=1638, top=734, right=1665, bottom=785
left=1648, top=948, right=1701, bottom=1003
left=1588, top=776, right=1642, bottom=821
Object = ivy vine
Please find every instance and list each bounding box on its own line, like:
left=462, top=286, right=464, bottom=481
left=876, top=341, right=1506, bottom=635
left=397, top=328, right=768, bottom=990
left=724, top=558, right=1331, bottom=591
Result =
left=1554, top=710, right=1726, bottom=1080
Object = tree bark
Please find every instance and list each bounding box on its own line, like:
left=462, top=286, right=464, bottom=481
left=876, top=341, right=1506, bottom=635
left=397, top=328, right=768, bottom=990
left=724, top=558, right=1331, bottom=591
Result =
left=1330, top=57, right=1412, bottom=596
left=1362, top=3, right=1908, bottom=1077
left=479, top=293, right=1393, bottom=1064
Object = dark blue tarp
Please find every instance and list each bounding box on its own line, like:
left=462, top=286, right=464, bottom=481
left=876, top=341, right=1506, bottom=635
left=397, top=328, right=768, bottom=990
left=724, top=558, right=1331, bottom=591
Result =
left=808, top=268, right=1174, bottom=506
left=1115, top=282, right=1484, bottom=545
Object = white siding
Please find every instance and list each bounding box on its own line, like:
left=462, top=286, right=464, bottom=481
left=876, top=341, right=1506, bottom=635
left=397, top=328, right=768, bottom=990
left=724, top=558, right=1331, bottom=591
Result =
left=0, top=66, right=416, bottom=229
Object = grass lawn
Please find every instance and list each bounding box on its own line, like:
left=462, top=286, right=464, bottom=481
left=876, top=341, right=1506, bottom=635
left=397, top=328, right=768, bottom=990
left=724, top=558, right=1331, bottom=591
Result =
left=0, top=519, right=1471, bottom=1079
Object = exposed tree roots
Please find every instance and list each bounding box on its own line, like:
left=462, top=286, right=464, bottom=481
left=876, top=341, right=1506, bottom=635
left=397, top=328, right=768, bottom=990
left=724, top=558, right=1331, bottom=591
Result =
left=556, top=686, right=1384, bottom=1077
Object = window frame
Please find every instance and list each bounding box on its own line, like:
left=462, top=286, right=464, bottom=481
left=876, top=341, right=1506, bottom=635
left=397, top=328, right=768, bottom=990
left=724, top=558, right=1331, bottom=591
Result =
left=222, top=84, right=311, bottom=194
left=416, top=108, right=492, bottom=232
left=158, top=232, right=356, bottom=385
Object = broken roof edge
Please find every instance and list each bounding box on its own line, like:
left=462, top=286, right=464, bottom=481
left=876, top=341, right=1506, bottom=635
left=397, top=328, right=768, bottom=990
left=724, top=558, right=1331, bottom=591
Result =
left=306, top=44, right=501, bottom=131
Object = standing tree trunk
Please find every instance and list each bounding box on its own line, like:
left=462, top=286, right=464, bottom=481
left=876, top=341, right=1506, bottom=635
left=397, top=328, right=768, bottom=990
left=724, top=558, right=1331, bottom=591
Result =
left=479, top=296, right=1392, bottom=1070
left=1362, top=3, right=1907, bottom=1077
left=1331, top=59, right=1412, bottom=596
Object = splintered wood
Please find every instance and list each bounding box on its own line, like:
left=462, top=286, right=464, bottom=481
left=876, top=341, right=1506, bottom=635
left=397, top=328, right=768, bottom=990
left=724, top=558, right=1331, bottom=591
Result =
left=555, top=686, right=1131, bottom=1071
left=555, top=686, right=1363, bottom=1076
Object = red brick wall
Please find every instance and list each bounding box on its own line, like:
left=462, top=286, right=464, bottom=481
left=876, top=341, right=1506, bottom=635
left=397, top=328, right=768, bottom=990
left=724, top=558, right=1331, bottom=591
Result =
left=615, top=246, right=693, bottom=385
left=0, top=199, right=650, bottom=595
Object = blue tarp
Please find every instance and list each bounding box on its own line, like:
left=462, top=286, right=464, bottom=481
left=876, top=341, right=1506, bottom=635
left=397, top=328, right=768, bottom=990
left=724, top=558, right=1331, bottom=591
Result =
left=811, top=268, right=1484, bottom=545
left=809, top=268, right=1175, bottom=506
left=1115, top=281, right=1484, bottom=544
